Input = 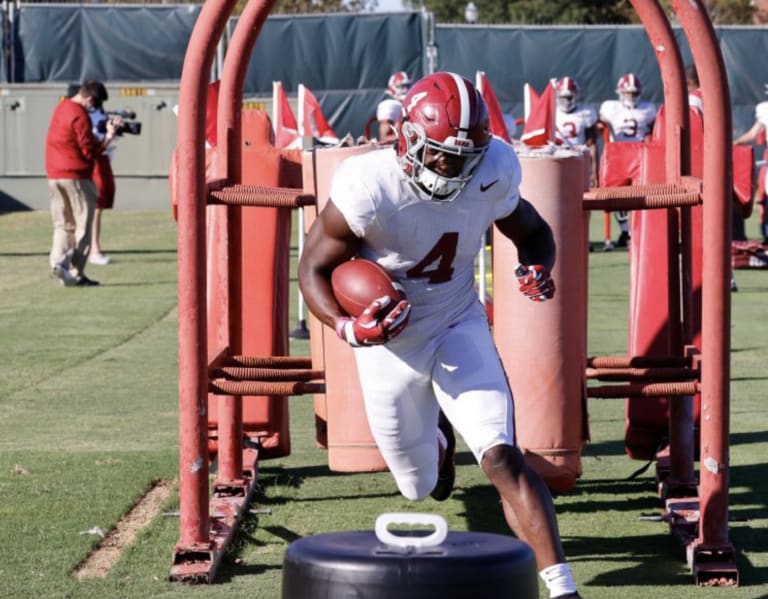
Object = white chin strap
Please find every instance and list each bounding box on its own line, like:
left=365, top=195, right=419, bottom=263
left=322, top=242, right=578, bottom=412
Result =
left=416, top=168, right=462, bottom=201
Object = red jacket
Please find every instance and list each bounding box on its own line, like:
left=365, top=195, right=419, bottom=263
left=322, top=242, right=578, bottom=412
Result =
left=45, top=99, right=98, bottom=179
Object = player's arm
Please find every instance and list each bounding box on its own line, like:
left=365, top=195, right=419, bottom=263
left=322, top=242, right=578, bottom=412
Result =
left=298, top=200, right=362, bottom=330
left=298, top=200, right=410, bottom=345
left=734, top=119, right=765, bottom=145
left=585, top=124, right=599, bottom=188
left=495, top=198, right=557, bottom=301
left=495, top=197, right=555, bottom=270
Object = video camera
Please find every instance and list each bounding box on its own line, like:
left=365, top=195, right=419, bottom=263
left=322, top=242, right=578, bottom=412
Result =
left=97, top=109, right=142, bottom=136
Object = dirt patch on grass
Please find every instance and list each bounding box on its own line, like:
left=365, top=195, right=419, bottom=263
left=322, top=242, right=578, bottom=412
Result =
left=74, top=479, right=175, bottom=579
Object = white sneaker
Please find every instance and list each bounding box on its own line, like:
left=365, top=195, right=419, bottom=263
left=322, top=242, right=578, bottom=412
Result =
left=88, top=252, right=111, bottom=265
left=603, top=240, right=615, bottom=251
left=52, top=264, right=77, bottom=287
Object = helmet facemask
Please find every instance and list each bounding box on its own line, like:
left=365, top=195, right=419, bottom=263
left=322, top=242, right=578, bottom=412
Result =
left=387, top=71, right=412, bottom=102
left=557, top=93, right=576, bottom=113
left=555, top=77, right=579, bottom=113
left=616, top=74, right=641, bottom=109
left=390, top=82, right=410, bottom=102
left=398, top=120, right=487, bottom=202
left=620, top=92, right=639, bottom=109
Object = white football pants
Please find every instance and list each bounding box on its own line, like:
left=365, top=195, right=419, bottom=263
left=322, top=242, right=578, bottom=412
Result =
left=353, top=304, right=515, bottom=501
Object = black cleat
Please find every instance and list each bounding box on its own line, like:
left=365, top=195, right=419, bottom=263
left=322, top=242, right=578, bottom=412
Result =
left=430, top=411, right=455, bottom=501
left=75, top=275, right=100, bottom=287
left=615, top=230, right=630, bottom=248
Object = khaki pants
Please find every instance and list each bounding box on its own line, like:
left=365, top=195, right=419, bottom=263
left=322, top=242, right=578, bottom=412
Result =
left=48, top=178, right=97, bottom=277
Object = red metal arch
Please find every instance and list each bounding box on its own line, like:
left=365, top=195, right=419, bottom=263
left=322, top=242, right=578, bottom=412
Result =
left=172, top=0, right=736, bottom=585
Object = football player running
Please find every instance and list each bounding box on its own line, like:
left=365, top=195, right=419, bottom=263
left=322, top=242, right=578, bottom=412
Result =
left=555, top=76, right=599, bottom=187
left=598, top=73, right=657, bottom=248
left=299, top=72, right=583, bottom=599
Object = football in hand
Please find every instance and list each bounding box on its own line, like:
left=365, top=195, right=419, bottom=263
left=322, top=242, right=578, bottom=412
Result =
left=331, top=259, right=405, bottom=318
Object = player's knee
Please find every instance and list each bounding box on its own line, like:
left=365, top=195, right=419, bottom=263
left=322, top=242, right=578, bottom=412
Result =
left=480, top=443, right=525, bottom=476
left=394, top=472, right=437, bottom=501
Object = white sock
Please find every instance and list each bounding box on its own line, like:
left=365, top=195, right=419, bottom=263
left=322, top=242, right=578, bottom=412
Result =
left=539, top=562, right=576, bottom=598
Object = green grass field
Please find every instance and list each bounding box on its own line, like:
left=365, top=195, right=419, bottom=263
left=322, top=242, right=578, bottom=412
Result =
left=1, top=210, right=767, bottom=599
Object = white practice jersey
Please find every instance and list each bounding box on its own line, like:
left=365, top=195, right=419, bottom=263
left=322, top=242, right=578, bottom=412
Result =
left=756, top=101, right=768, bottom=127
left=330, top=138, right=520, bottom=342
left=689, top=91, right=703, bottom=113
left=556, top=103, right=597, bottom=146
left=599, top=99, right=657, bottom=142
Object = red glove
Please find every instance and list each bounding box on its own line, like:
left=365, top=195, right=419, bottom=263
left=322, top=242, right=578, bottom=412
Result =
left=335, top=296, right=411, bottom=347
left=516, top=264, right=555, bottom=302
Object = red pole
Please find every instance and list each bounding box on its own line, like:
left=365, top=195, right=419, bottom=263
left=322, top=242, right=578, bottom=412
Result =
left=214, top=0, right=276, bottom=486
left=629, top=0, right=689, bottom=177
left=670, top=0, right=733, bottom=547
left=176, top=0, right=238, bottom=548
left=629, top=0, right=696, bottom=492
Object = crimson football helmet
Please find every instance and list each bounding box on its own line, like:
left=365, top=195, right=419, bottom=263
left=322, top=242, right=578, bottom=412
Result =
left=555, top=77, right=579, bottom=113
left=616, top=73, right=641, bottom=108
left=387, top=71, right=412, bottom=102
left=396, top=72, right=490, bottom=202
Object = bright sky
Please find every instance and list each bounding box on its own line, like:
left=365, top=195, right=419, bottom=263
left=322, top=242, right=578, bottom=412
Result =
left=374, top=0, right=407, bottom=12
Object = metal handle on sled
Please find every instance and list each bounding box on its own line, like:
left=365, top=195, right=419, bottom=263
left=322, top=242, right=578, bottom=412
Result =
left=375, top=512, right=448, bottom=548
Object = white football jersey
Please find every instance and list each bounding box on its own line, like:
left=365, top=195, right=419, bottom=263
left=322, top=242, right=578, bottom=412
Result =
left=688, top=91, right=703, bottom=113
left=599, top=99, right=657, bottom=142
left=556, top=103, right=598, bottom=146
left=330, top=138, right=520, bottom=341
left=756, top=101, right=768, bottom=127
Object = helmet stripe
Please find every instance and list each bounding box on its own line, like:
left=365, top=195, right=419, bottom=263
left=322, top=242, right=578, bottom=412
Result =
left=449, top=72, right=470, bottom=139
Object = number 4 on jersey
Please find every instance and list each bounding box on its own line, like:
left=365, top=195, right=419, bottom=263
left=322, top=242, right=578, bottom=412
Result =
left=405, top=232, right=458, bottom=284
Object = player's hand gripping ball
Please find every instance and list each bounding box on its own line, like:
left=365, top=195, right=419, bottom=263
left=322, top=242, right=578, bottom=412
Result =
left=515, top=263, right=555, bottom=302
left=331, top=259, right=410, bottom=346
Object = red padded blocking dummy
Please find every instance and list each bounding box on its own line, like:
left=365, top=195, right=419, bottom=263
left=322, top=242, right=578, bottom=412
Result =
left=206, top=110, right=302, bottom=459
left=620, top=108, right=705, bottom=460
left=301, top=143, right=389, bottom=472
left=493, top=148, right=589, bottom=493
left=624, top=107, right=753, bottom=459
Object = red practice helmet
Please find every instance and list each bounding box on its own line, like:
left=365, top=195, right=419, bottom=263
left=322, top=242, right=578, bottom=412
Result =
left=616, top=73, right=641, bottom=108
left=396, top=71, right=490, bottom=202
left=555, top=76, right=580, bottom=113
left=387, top=71, right=412, bottom=101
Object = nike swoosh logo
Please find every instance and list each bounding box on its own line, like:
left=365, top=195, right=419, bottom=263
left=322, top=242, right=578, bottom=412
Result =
left=480, top=179, right=499, bottom=192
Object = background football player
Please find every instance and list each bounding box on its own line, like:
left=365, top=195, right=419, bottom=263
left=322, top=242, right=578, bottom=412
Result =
left=598, top=73, right=658, bottom=248
left=373, top=70, right=412, bottom=144
left=555, top=76, right=598, bottom=188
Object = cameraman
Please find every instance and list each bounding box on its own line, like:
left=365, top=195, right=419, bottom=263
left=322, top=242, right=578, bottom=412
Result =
left=45, top=80, right=121, bottom=286
left=87, top=100, right=123, bottom=265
